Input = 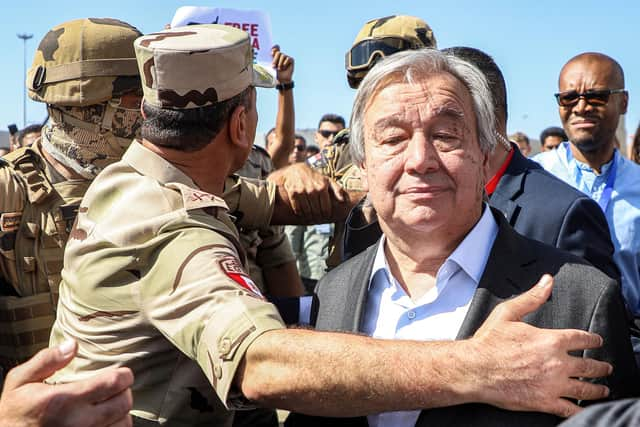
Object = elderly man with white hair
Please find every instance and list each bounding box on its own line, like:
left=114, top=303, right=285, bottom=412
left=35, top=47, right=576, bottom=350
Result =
left=287, top=48, right=639, bottom=427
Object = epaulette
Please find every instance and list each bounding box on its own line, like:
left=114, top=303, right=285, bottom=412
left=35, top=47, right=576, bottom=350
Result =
left=166, top=182, right=228, bottom=212
left=4, top=147, right=53, bottom=204
left=252, top=145, right=271, bottom=158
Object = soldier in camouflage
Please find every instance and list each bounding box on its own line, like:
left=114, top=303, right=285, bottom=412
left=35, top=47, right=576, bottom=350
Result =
left=0, top=18, right=144, bottom=369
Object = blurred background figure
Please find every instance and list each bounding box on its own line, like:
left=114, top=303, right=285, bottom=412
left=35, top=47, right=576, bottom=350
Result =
left=305, top=144, right=320, bottom=158
left=511, top=131, right=532, bottom=156
left=540, top=126, right=567, bottom=152
left=17, top=124, right=42, bottom=148
left=288, top=134, right=307, bottom=163
left=313, top=113, right=345, bottom=150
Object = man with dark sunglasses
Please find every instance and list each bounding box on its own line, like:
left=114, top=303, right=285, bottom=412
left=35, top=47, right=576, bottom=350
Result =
left=313, top=113, right=346, bottom=150
left=535, top=53, right=640, bottom=355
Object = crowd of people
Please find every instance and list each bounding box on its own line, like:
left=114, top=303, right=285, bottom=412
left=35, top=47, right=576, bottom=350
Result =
left=1, top=11, right=640, bottom=427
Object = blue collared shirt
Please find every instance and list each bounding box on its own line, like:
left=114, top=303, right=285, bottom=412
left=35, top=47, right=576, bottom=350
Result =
left=535, top=142, right=640, bottom=316
left=363, top=205, right=498, bottom=427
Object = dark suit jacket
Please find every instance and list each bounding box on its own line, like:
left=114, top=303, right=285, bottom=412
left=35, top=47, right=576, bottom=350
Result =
left=287, top=209, right=640, bottom=427
left=558, top=398, right=640, bottom=427
left=343, top=147, right=619, bottom=281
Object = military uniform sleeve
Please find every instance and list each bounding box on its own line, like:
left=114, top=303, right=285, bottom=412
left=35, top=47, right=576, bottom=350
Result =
left=256, top=225, right=296, bottom=269
left=141, top=228, right=285, bottom=408
left=223, top=175, right=276, bottom=229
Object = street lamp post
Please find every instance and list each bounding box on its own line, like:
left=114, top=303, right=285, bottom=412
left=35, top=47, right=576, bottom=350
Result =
left=17, top=33, right=33, bottom=128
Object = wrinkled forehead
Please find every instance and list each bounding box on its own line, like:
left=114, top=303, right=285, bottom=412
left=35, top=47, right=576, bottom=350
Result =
left=365, top=71, right=474, bottom=121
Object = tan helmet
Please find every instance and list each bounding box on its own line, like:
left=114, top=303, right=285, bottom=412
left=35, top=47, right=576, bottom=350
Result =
left=346, top=15, right=437, bottom=89
left=27, top=18, right=142, bottom=106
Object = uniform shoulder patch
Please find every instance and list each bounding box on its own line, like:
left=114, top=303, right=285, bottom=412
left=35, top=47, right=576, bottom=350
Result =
left=307, top=152, right=326, bottom=168
left=252, top=145, right=270, bottom=157
left=166, top=182, right=229, bottom=211
left=0, top=212, right=22, bottom=232
left=219, top=255, right=264, bottom=298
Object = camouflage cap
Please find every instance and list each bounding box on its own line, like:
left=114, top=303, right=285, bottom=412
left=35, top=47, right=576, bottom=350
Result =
left=346, top=15, right=437, bottom=88
left=134, top=24, right=275, bottom=109
left=27, top=18, right=142, bottom=107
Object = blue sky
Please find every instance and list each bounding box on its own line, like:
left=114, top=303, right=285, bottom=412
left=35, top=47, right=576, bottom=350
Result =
left=2, top=0, right=639, bottom=146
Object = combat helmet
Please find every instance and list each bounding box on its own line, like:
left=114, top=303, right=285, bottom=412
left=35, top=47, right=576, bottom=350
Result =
left=27, top=18, right=142, bottom=106
left=26, top=18, right=144, bottom=179
left=346, top=15, right=437, bottom=89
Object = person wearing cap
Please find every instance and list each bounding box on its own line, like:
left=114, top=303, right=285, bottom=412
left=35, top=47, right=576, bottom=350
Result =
left=0, top=17, right=144, bottom=369
left=0, top=17, right=145, bottom=427
left=48, top=24, right=618, bottom=426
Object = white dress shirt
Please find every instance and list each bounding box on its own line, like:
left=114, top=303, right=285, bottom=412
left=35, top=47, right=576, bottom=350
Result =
left=363, top=205, right=498, bottom=427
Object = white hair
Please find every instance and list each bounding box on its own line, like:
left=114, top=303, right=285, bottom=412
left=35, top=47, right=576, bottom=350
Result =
left=349, top=48, right=496, bottom=164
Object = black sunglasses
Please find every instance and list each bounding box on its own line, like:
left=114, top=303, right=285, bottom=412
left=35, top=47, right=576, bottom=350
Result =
left=318, top=130, right=339, bottom=138
left=554, top=88, right=626, bottom=107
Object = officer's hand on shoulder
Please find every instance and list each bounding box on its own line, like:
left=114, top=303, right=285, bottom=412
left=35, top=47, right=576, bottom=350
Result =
left=0, top=339, right=134, bottom=427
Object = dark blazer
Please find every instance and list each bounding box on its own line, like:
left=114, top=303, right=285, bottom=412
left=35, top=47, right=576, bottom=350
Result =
left=343, top=147, right=619, bottom=281
left=287, top=209, right=640, bottom=427
left=558, top=398, right=640, bottom=427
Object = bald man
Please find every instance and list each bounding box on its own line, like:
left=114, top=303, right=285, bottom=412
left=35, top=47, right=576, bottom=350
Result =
left=535, top=53, right=640, bottom=343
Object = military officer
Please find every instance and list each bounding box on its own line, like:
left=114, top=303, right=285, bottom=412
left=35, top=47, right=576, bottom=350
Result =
left=49, top=24, right=614, bottom=426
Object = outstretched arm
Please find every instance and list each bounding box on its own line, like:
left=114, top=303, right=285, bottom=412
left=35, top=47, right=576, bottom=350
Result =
left=237, top=275, right=610, bottom=418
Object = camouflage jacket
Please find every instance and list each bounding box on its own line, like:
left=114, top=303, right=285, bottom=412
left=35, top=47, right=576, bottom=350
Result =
left=48, top=141, right=284, bottom=426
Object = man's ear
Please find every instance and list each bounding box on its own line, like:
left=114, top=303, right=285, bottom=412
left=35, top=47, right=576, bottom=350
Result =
left=358, top=159, right=369, bottom=191
left=482, top=150, right=491, bottom=183
left=621, top=91, right=629, bottom=115
left=228, top=104, right=250, bottom=149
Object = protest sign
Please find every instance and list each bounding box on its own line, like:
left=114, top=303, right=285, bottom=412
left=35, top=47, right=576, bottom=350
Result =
left=171, top=6, right=275, bottom=78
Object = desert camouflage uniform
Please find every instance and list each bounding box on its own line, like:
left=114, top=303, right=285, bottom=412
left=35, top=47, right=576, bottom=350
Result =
left=48, top=25, right=284, bottom=426
left=234, top=146, right=296, bottom=293
left=49, top=142, right=284, bottom=426
left=0, top=18, right=142, bottom=369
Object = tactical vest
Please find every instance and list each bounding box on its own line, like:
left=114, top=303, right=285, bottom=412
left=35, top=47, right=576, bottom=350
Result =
left=0, top=146, right=89, bottom=368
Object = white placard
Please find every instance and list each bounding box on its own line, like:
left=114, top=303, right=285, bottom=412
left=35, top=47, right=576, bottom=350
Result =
left=171, top=7, right=275, bottom=78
